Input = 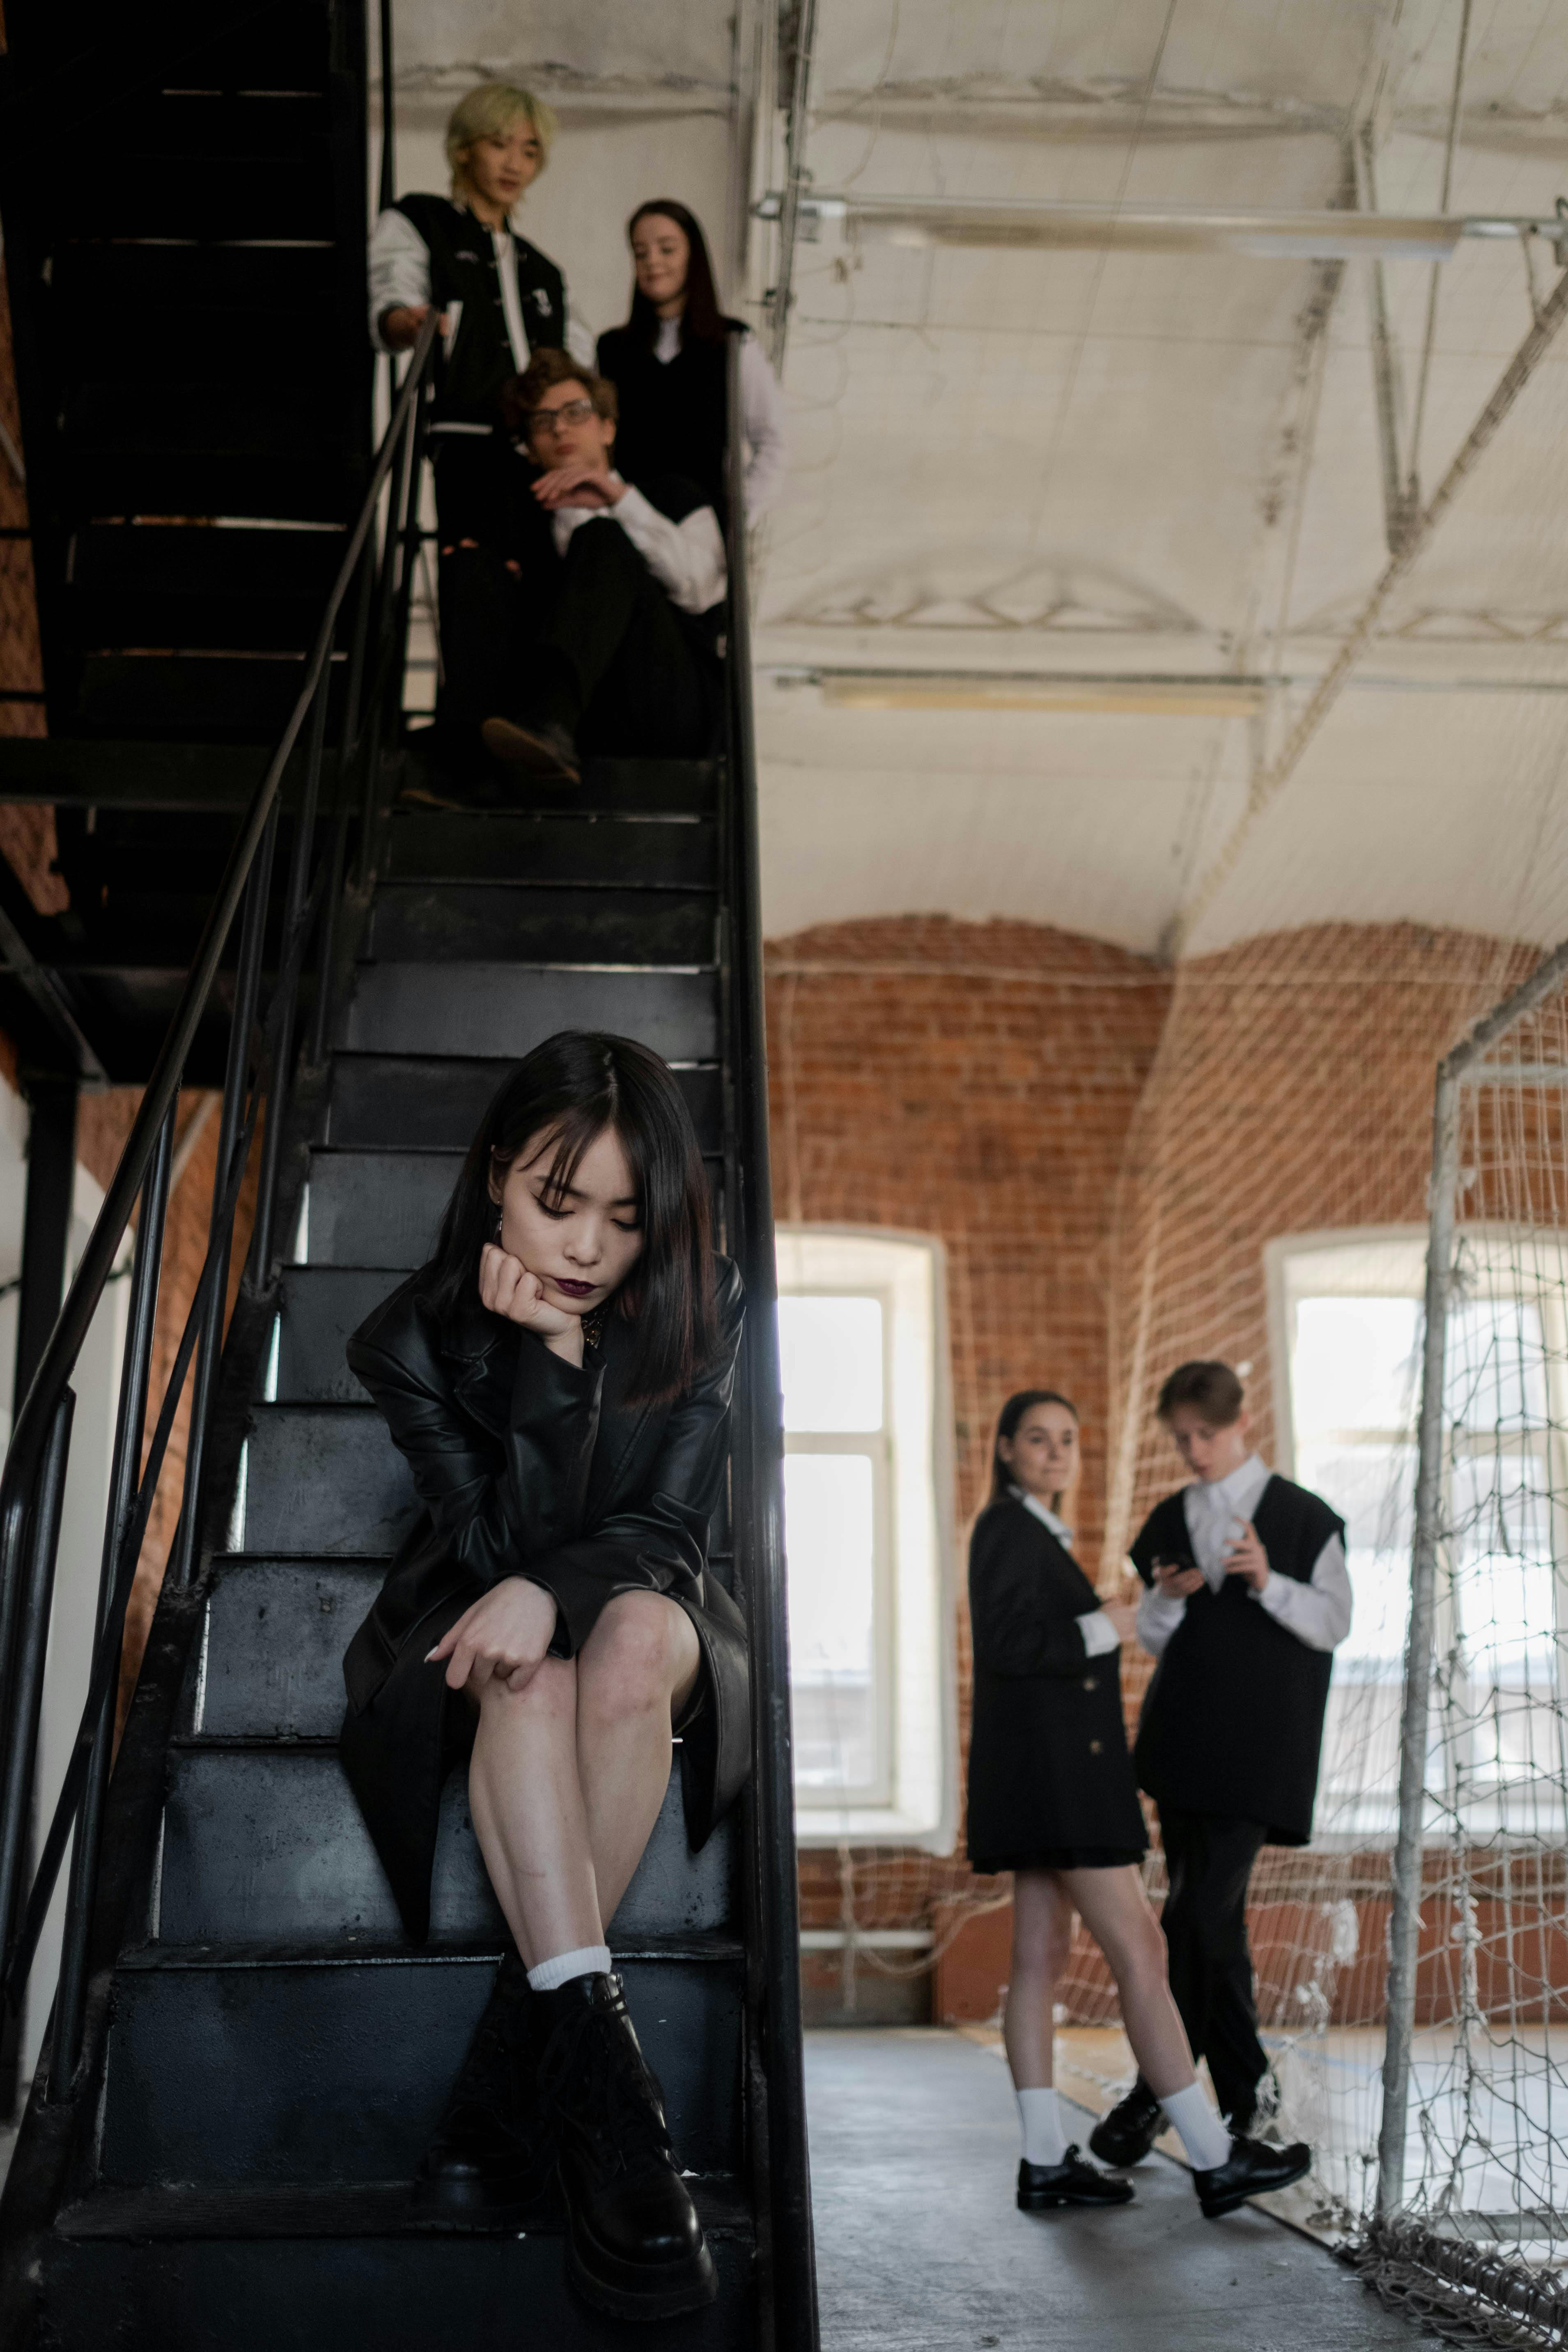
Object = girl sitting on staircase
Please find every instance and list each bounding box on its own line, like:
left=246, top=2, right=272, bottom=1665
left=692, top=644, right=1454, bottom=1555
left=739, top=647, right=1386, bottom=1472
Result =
left=338, top=1029, right=748, bottom=2322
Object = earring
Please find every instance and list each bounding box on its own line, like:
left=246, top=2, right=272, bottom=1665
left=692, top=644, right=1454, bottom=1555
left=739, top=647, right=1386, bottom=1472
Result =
left=493, top=1210, right=504, bottom=1243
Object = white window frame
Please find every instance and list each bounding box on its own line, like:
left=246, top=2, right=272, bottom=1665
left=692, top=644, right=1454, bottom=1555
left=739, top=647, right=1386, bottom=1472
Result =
left=1266, top=1224, right=1568, bottom=1845
left=776, top=1226, right=959, bottom=1851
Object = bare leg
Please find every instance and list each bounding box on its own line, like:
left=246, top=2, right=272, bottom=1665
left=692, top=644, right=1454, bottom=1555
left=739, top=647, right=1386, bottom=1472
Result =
left=467, top=1656, right=601, bottom=1968
left=1003, top=1870, right=1077, bottom=2091
left=1061, top=1864, right=1200, bottom=2098
left=466, top=1594, right=700, bottom=1966
left=575, top=1592, right=700, bottom=1927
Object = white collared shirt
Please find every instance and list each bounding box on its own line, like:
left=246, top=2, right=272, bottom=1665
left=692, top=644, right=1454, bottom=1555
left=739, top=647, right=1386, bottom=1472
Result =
left=549, top=484, right=727, bottom=615
left=1135, top=1452, right=1353, bottom=1659
left=1012, top=1487, right=1123, bottom=1661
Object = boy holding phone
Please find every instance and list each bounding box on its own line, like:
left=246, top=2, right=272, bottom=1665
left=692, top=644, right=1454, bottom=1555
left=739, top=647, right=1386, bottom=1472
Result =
left=1090, top=1360, right=1351, bottom=2169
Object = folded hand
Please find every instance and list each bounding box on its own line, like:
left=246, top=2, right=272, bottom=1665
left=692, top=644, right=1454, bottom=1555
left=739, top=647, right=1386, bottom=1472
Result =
left=426, top=1575, right=558, bottom=1693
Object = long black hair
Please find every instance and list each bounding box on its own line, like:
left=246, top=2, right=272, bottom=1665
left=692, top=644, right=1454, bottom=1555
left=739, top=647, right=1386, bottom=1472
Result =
left=988, top=1389, right=1079, bottom=1507
left=622, top=198, right=729, bottom=348
left=425, top=1031, right=718, bottom=1406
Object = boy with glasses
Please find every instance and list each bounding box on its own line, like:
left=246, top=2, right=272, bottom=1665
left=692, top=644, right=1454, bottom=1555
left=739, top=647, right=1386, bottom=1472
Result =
left=434, top=351, right=725, bottom=790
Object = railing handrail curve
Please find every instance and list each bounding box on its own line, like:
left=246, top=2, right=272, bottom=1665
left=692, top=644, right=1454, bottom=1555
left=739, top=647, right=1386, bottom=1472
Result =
left=0, top=314, right=439, bottom=1565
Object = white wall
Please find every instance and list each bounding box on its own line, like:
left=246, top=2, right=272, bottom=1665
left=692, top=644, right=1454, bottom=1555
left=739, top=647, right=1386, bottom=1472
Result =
left=0, top=1089, right=131, bottom=2094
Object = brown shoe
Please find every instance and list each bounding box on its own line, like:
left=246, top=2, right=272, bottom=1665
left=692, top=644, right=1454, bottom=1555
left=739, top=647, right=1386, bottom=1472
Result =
left=480, top=716, right=581, bottom=785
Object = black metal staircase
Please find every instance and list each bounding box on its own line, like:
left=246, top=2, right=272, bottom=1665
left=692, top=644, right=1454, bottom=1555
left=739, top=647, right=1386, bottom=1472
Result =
left=0, top=1, right=815, bottom=2341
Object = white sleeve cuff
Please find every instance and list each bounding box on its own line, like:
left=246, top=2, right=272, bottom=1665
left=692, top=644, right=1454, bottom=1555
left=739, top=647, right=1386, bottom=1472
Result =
left=1077, top=1609, right=1123, bottom=1658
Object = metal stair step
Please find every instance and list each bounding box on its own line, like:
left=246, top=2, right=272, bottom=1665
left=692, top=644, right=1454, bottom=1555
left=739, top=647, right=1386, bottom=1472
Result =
left=41, top=2209, right=753, bottom=2352
left=67, top=523, right=347, bottom=654
left=70, top=655, right=334, bottom=743
left=56, top=2171, right=751, bottom=2240
left=100, top=1948, right=743, bottom=2184
left=396, top=756, right=717, bottom=821
left=274, top=1267, right=399, bottom=1401
left=384, top=810, right=716, bottom=886
left=365, top=883, right=716, bottom=966
left=324, top=1054, right=722, bottom=1154
left=156, top=1745, right=735, bottom=1945
left=302, top=1147, right=459, bottom=1270
left=343, top=965, right=719, bottom=1061
left=186, top=1556, right=388, bottom=1735
left=240, top=1404, right=411, bottom=1556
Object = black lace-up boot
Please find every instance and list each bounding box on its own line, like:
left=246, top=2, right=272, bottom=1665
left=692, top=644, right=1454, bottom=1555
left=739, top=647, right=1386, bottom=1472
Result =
left=414, top=1950, right=554, bottom=2222
left=537, top=1971, right=716, bottom=2320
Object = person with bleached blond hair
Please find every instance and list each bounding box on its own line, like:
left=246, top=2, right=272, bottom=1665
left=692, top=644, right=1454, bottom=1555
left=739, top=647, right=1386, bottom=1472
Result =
left=368, top=83, right=583, bottom=519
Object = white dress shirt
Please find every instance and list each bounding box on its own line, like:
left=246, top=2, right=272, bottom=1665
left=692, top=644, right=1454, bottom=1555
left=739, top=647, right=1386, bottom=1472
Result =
left=652, top=315, right=787, bottom=519
left=1135, top=1452, right=1353, bottom=1659
left=1012, top=1488, right=1123, bottom=1660
left=550, top=485, right=726, bottom=616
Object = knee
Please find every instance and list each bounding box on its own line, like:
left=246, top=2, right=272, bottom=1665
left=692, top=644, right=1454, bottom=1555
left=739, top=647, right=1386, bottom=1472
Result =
left=1113, top=1911, right=1172, bottom=1994
left=578, top=1594, right=688, bottom=1725
left=475, top=1653, right=575, bottom=1727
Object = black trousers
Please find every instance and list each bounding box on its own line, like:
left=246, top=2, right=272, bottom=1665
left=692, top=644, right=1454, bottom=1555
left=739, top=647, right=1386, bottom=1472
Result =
left=1157, top=1808, right=1270, bottom=2129
left=436, top=519, right=719, bottom=767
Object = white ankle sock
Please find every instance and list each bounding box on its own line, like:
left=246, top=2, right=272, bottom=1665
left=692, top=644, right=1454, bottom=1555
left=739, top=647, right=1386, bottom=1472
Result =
left=1157, top=2081, right=1232, bottom=2170
left=526, top=1943, right=611, bottom=1993
left=1016, top=2087, right=1068, bottom=2167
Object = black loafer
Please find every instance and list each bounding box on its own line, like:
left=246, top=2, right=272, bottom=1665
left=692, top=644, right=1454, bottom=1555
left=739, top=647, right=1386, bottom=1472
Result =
left=538, top=1973, right=717, bottom=2320
left=1193, top=2133, right=1312, bottom=2219
left=480, top=715, right=581, bottom=785
left=1017, top=2148, right=1135, bottom=2210
left=1088, top=2079, right=1163, bottom=2168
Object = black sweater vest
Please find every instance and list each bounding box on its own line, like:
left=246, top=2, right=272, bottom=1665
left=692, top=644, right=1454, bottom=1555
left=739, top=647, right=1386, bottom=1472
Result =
left=393, top=195, right=565, bottom=427
left=1129, top=1475, right=1344, bottom=1846
left=595, top=324, right=739, bottom=521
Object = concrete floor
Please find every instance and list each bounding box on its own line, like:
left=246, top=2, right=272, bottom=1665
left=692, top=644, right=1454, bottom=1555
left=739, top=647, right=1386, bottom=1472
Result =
left=804, top=2030, right=1438, bottom=2352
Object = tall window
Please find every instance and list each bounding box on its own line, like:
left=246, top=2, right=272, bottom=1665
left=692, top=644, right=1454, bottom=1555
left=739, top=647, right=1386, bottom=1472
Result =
left=1269, top=1230, right=1568, bottom=1840
left=776, top=1229, right=956, bottom=1848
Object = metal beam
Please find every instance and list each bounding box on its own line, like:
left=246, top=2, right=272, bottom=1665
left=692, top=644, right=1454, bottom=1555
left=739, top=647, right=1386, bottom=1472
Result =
left=1171, top=257, right=1568, bottom=955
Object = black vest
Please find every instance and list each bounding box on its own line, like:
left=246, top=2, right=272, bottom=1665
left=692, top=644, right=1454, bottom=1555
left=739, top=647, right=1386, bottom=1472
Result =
left=1130, top=1475, right=1345, bottom=1846
left=595, top=323, right=739, bottom=521
left=393, top=195, right=566, bottom=428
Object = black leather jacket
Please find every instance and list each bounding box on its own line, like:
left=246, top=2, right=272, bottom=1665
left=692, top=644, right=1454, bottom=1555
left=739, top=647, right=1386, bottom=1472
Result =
left=339, top=1255, right=749, bottom=1943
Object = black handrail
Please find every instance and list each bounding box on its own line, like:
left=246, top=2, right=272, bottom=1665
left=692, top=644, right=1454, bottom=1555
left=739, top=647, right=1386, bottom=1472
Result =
left=723, top=336, right=820, bottom=2349
left=0, top=313, right=440, bottom=2090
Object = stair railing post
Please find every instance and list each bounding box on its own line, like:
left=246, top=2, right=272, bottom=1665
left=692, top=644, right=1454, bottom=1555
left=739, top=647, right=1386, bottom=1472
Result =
left=251, top=675, right=332, bottom=1279
left=48, top=1098, right=177, bottom=2100
left=722, top=330, right=820, bottom=2351
left=168, top=820, right=278, bottom=1594
left=355, top=386, right=415, bottom=888
left=308, top=810, right=352, bottom=1069
left=0, top=1388, right=74, bottom=1980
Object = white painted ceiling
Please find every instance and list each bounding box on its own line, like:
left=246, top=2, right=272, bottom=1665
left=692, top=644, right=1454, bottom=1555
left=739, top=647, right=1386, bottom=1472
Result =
left=386, top=1, right=1568, bottom=960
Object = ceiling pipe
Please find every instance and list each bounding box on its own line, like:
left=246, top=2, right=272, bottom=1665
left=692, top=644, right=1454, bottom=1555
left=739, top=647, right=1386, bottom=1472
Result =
left=753, top=190, right=1568, bottom=264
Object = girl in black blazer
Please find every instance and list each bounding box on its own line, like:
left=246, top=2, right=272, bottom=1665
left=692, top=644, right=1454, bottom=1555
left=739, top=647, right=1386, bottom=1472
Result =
left=968, top=1391, right=1299, bottom=2219
left=340, top=1031, right=745, bottom=2320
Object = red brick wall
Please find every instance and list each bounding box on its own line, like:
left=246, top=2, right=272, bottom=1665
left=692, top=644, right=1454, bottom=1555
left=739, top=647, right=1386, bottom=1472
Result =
left=76, top=1090, right=260, bottom=1728
left=0, top=256, right=66, bottom=917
